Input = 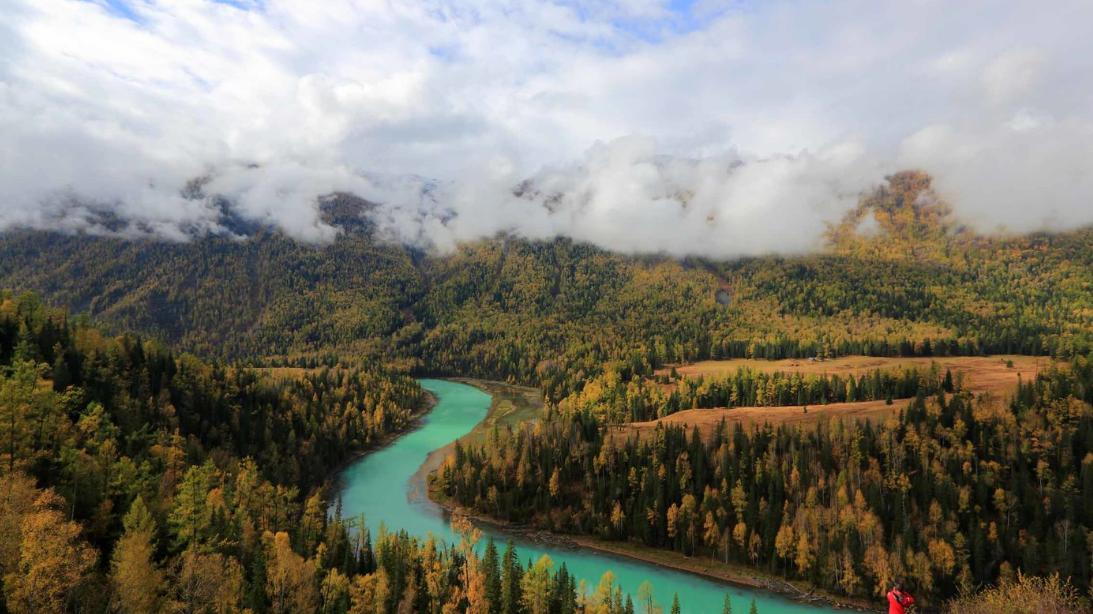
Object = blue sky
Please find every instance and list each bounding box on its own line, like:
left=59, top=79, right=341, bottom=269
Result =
left=101, top=0, right=141, bottom=21
left=100, top=0, right=258, bottom=21
left=99, top=0, right=728, bottom=43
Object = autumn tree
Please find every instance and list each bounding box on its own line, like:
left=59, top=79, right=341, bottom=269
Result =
left=111, top=496, right=164, bottom=614
left=266, top=530, right=319, bottom=614
left=4, top=490, right=96, bottom=614
left=520, top=555, right=553, bottom=614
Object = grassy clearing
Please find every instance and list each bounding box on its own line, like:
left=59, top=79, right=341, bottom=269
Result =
left=450, top=378, right=544, bottom=447
left=628, top=355, right=1059, bottom=438
left=625, top=399, right=904, bottom=437
left=659, top=354, right=1052, bottom=395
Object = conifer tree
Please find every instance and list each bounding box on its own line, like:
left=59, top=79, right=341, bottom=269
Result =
left=111, top=496, right=163, bottom=614
left=483, top=537, right=502, bottom=614
left=5, top=490, right=97, bottom=614
left=500, top=540, right=521, bottom=614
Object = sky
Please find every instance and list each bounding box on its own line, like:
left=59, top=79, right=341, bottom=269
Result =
left=1, top=0, right=1091, bottom=256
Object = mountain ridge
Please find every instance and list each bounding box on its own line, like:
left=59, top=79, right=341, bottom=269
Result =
left=2, top=174, right=1090, bottom=396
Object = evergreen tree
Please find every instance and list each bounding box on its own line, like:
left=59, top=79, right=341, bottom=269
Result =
left=500, top=540, right=521, bottom=614
left=483, top=537, right=502, bottom=614
left=111, top=496, right=164, bottom=614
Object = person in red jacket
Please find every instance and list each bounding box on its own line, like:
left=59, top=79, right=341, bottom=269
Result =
left=887, top=581, right=915, bottom=614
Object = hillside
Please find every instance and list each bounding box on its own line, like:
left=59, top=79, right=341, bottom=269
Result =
left=0, top=174, right=1091, bottom=395
left=3, top=173, right=1092, bottom=611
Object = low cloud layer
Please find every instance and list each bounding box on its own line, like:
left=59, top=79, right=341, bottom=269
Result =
left=2, top=1, right=1092, bottom=256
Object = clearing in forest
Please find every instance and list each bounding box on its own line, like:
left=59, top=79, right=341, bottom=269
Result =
left=657, top=354, right=1050, bottom=395
left=631, top=354, right=1057, bottom=437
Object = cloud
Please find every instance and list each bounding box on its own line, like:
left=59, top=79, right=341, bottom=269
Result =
left=380, top=136, right=881, bottom=258
left=1, top=0, right=1092, bottom=255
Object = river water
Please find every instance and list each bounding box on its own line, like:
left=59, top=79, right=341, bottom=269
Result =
left=335, top=379, right=840, bottom=614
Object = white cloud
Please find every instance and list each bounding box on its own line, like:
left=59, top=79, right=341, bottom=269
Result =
left=1, top=0, right=1092, bottom=255
left=982, top=48, right=1045, bottom=104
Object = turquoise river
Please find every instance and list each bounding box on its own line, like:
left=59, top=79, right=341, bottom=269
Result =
left=336, top=379, right=842, bottom=614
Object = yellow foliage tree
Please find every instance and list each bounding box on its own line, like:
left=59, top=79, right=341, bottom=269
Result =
left=266, top=530, right=319, bottom=614
left=111, top=496, right=164, bottom=614
left=4, top=490, right=96, bottom=614
left=174, top=548, right=245, bottom=614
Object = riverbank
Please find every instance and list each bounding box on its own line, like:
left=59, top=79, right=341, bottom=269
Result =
left=326, top=387, right=437, bottom=495
left=420, top=382, right=876, bottom=612
left=569, top=537, right=878, bottom=612
left=448, top=377, right=544, bottom=445
left=411, top=378, right=543, bottom=503
left=431, top=487, right=877, bottom=612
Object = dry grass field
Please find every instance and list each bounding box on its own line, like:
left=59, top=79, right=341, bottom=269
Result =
left=627, top=355, right=1058, bottom=438
left=658, top=354, right=1050, bottom=394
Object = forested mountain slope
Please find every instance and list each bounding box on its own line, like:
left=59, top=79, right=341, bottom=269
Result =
left=0, top=291, right=616, bottom=614
left=0, top=291, right=435, bottom=612
left=1, top=174, right=1090, bottom=393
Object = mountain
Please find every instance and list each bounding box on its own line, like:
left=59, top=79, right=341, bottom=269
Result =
left=2, top=172, right=1092, bottom=611
left=1, top=173, right=1090, bottom=395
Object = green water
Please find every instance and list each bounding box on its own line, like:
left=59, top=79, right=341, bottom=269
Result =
left=336, top=379, right=839, bottom=614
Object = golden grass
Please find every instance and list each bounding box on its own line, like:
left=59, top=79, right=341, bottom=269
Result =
left=450, top=378, right=544, bottom=447
left=625, top=398, right=904, bottom=437
left=659, top=354, right=1050, bottom=394
left=628, top=355, right=1058, bottom=438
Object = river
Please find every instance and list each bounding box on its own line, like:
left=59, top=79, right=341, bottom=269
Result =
left=335, top=379, right=841, bottom=614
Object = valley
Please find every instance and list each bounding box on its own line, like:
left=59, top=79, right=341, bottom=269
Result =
left=4, top=3, right=1093, bottom=611
left=1, top=175, right=1091, bottom=612
left=339, top=379, right=841, bottom=613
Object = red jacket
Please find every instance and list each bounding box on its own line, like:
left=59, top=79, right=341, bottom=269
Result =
left=887, top=590, right=914, bottom=614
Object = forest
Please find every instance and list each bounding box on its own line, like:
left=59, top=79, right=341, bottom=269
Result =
left=0, top=291, right=412, bottom=612
left=439, top=355, right=1093, bottom=606
left=1, top=173, right=1091, bottom=612
left=0, top=290, right=741, bottom=613
left=557, top=362, right=949, bottom=423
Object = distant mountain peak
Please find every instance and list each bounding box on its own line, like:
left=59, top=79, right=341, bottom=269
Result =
left=826, top=170, right=968, bottom=260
